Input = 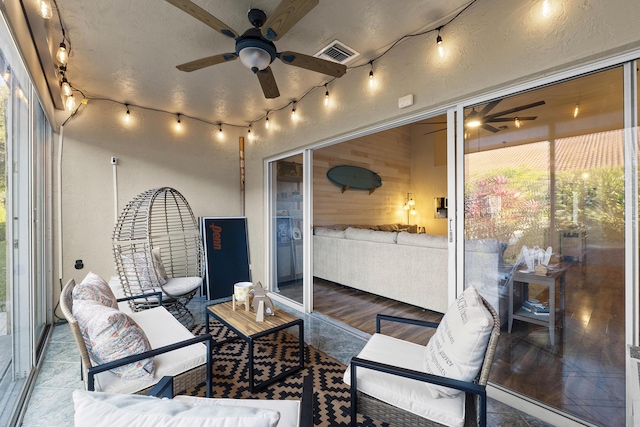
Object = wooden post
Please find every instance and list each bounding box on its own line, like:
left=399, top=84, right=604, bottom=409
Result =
left=240, top=137, right=245, bottom=216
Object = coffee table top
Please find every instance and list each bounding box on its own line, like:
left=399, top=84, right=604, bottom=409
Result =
left=207, top=301, right=301, bottom=337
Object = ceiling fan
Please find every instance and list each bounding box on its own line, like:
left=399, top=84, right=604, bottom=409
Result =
left=164, top=0, right=347, bottom=99
left=465, top=99, right=546, bottom=133
left=416, top=99, right=546, bottom=135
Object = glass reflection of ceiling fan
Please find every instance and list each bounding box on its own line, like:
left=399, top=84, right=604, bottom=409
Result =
left=416, top=99, right=546, bottom=135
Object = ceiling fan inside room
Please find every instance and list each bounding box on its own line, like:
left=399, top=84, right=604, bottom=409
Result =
left=164, top=0, right=347, bottom=99
left=416, top=99, right=546, bottom=135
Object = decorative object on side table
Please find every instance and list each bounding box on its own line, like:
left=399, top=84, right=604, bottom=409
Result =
left=232, top=282, right=253, bottom=312
left=251, top=281, right=275, bottom=322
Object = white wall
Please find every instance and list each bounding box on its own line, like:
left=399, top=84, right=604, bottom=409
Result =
left=54, top=100, right=243, bottom=304
left=55, top=0, right=640, bottom=299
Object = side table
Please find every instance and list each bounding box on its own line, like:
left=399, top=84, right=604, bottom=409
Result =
left=508, top=267, right=567, bottom=343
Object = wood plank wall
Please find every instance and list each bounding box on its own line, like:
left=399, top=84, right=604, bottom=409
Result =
left=313, top=127, right=412, bottom=227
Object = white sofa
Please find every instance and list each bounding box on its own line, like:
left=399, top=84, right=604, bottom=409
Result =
left=313, top=227, right=450, bottom=313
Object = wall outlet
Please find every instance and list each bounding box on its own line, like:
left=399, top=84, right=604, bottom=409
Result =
left=110, top=157, right=118, bottom=165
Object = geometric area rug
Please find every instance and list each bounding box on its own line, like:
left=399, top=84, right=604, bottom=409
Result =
left=187, top=321, right=387, bottom=426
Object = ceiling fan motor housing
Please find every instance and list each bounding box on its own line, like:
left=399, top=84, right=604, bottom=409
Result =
left=236, top=28, right=277, bottom=71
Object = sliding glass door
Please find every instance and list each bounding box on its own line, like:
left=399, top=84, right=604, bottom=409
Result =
left=269, top=153, right=305, bottom=305
left=461, top=66, right=627, bottom=426
left=0, top=15, right=52, bottom=426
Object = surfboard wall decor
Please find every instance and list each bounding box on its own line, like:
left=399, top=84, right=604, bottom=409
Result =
left=326, top=165, right=382, bottom=194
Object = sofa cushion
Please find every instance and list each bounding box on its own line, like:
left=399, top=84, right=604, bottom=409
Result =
left=72, top=300, right=155, bottom=381
left=72, top=272, right=118, bottom=309
left=423, top=286, right=493, bottom=398
left=73, top=390, right=281, bottom=427
left=397, top=232, right=447, bottom=249
left=345, top=227, right=397, bottom=243
left=314, top=227, right=346, bottom=238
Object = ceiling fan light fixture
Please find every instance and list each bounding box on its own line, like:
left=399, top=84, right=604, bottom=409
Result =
left=239, top=46, right=272, bottom=71
left=466, top=119, right=481, bottom=128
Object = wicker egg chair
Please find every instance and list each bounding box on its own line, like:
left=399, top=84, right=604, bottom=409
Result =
left=112, top=187, right=204, bottom=325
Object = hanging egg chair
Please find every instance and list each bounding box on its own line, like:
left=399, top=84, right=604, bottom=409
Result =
left=112, top=187, right=204, bottom=325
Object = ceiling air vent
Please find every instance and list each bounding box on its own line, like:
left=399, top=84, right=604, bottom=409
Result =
left=314, top=40, right=360, bottom=65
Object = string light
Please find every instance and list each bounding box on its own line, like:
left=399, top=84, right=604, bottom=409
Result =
left=60, top=77, right=72, bottom=96
left=65, top=93, right=76, bottom=112
left=125, top=104, right=130, bottom=122
left=573, top=104, right=579, bottom=118
left=265, top=114, right=270, bottom=129
left=56, top=42, right=68, bottom=65
left=176, top=114, right=182, bottom=130
left=247, top=125, right=253, bottom=141
left=436, top=27, right=444, bottom=58
left=324, top=84, right=329, bottom=107
left=291, top=102, right=297, bottom=121
left=368, top=61, right=374, bottom=89
left=39, top=0, right=53, bottom=19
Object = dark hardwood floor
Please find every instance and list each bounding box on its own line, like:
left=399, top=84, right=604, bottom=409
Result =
left=312, top=243, right=625, bottom=427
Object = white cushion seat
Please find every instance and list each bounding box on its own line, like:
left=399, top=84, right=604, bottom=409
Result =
left=344, top=333, right=466, bottom=427
left=93, top=306, right=206, bottom=394
left=162, top=276, right=202, bottom=297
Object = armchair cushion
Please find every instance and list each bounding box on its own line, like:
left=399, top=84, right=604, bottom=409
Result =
left=423, top=286, right=493, bottom=398
left=344, top=333, right=466, bottom=426
left=73, top=300, right=155, bottom=381
left=72, top=272, right=118, bottom=309
left=73, top=390, right=281, bottom=427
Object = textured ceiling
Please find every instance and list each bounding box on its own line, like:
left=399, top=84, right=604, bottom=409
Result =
left=45, top=0, right=473, bottom=126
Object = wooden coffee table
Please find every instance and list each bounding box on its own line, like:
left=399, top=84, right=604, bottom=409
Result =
left=206, top=301, right=304, bottom=392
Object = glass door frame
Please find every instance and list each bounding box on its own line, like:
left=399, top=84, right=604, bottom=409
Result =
left=452, top=55, right=640, bottom=426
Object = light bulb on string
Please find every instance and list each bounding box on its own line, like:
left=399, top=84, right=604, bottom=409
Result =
left=56, top=42, right=68, bottom=65
left=176, top=114, right=182, bottom=131
left=218, top=123, right=224, bottom=140
left=291, top=102, right=297, bottom=121
left=125, top=104, right=130, bottom=122
left=60, top=77, right=72, bottom=97
left=265, top=114, right=270, bottom=129
left=324, top=84, right=329, bottom=107
left=368, top=61, right=374, bottom=89
left=39, top=0, right=53, bottom=19
left=247, top=126, right=254, bottom=141
left=65, top=93, right=76, bottom=112
left=436, top=27, right=444, bottom=58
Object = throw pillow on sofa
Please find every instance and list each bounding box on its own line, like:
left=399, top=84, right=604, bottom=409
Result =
left=72, top=272, right=118, bottom=309
left=72, top=300, right=155, bottom=380
left=423, top=286, right=493, bottom=398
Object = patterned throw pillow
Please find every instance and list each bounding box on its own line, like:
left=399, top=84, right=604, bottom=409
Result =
left=152, top=247, right=169, bottom=280
left=120, top=251, right=167, bottom=290
left=72, top=272, right=118, bottom=309
left=72, top=300, right=155, bottom=380
left=423, top=286, right=493, bottom=398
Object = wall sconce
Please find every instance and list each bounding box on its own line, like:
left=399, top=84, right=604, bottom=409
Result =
left=403, top=192, right=416, bottom=224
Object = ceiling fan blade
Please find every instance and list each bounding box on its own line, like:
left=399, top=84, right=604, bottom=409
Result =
left=483, top=100, right=546, bottom=120
left=278, top=51, right=346, bottom=77
left=164, top=0, right=239, bottom=39
left=176, top=53, right=237, bottom=72
left=256, top=67, right=280, bottom=99
left=488, top=116, right=537, bottom=122
left=477, top=99, right=501, bottom=117
left=481, top=123, right=501, bottom=133
left=262, top=0, right=319, bottom=41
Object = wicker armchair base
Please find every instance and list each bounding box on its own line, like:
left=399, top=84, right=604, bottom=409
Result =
left=358, top=391, right=479, bottom=427
left=137, top=364, right=206, bottom=395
